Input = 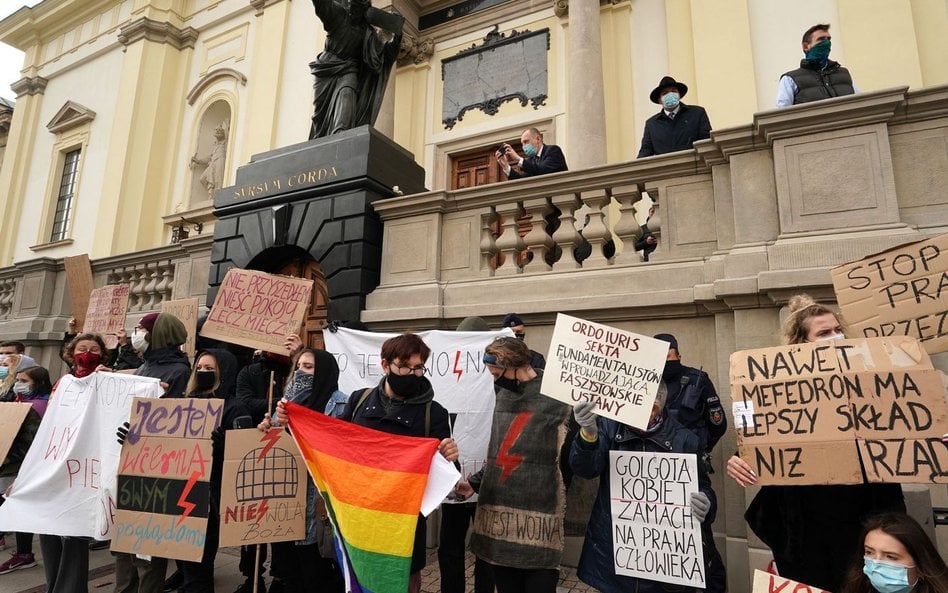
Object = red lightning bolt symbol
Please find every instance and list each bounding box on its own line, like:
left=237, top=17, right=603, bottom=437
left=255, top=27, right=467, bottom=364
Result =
left=452, top=351, right=463, bottom=382
left=175, top=470, right=203, bottom=527
left=495, top=411, right=532, bottom=482
left=258, top=428, right=281, bottom=462
left=255, top=499, right=269, bottom=524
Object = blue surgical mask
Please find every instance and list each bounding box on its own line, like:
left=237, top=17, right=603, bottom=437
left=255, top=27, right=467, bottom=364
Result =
left=13, top=382, right=32, bottom=397
left=863, top=558, right=915, bottom=593
left=523, top=143, right=537, bottom=158
left=0, top=367, right=8, bottom=379
left=662, top=92, right=680, bottom=110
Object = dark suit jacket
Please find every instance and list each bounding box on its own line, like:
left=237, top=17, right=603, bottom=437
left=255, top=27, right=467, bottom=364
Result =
left=507, top=144, right=568, bottom=179
left=637, top=103, right=712, bottom=158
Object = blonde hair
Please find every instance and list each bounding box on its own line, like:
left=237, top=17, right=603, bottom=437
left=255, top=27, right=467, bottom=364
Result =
left=485, top=336, right=533, bottom=368
left=781, top=294, right=843, bottom=345
left=0, top=353, right=21, bottom=394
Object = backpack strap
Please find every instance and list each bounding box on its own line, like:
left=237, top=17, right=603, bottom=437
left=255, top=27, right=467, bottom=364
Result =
left=424, top=401, right=431, bottom=438
left=353, top=387, right=373, bottom=417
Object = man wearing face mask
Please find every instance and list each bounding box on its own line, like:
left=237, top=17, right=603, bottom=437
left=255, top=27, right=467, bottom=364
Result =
left=637, top=76, right=712, bottom=158
left=496, top=127, right=568, bottom=180
left=653, top=333, right=727, bottom=593
left=776, top=23, right=858, bottom=108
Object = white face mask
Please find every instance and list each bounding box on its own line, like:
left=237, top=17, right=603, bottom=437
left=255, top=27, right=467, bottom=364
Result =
left=131, top=329, right=149, bottom=353
left=814, top=333, right=845, bottom=342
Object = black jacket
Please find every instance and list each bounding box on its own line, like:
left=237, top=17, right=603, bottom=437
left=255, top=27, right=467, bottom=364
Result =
left=508, top=144, right=568, bottom=179
left=136, top=346, right=191, bottom=398
left=637, top=103, right=712, bottom=158
left=340, top=376, right=450, bottom=440
left=663, top=365, right=726, bottom=454
left=783, top=59, right=855, bottom=105
left=235, top=361, right=288, bottom=423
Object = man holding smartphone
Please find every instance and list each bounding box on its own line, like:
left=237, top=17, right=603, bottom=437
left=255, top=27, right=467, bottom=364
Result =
left=496, top=127, right=568, bottom=180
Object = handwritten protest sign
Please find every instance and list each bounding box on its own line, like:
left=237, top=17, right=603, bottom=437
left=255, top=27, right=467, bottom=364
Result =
left=64, top=254, right=94, bottom=330
left=111, top=397, right=224, bottom=561
left=731, top=337, right=948, bottom=485
left=162, top=297, right=200, bottom=358
left=833, top=233, right=948, bottom=354
left=84, top=284, right=130, bottom=349
left=219, top=428, right=306, bottom=547
left=751, top=570, right=830, bottom=593
left=609, top=451, right=704, bottom=588
left=200, top=269, right=313, bottom=354
left=540, top=314, right=668, bottom=429
left=0, top=373, right=163, bottom=538
left=0, top=402, right=32, bottom=464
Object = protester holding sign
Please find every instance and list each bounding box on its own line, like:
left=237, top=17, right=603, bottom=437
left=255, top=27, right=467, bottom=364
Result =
left=62, top=333, right=109, bottom=380
left=569, top=381, right=714, bottom=593
left=841, top=513, right=948, bottom=593
left=725, top=295, right=905, bottom=591
left=132, top=312, right=191, bottom=398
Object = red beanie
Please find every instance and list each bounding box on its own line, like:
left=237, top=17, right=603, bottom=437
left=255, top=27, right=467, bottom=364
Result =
left=139, top=312, right=160, bottom=333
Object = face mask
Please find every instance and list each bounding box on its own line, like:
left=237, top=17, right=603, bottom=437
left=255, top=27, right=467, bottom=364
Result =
left=131, top=330, right=149, bottom=353
left=523, top=143, right=538, bottom=158
left=814, top=333, right=845, bottom=342
left=514, top=332, right=526, bottom=341
left=13, top=382, right=32, bottom=397
left=863, top=558, right=914, bottom=593
left=284, top=370, right=315, bottom=403
left=194, top=370, right=217, bottom=392
left=662, top=92, right=680, bottom=110
left=386, top=372, right=425, bottom=398
left=662, top=360, right=684, bottom=381
left=74, top=351, right=102, bottom=370
left=494, top=375, right=520, bottom=393
left=806, top=38, right=831, bottom=63
left=0, top=367, right=7, bottom=380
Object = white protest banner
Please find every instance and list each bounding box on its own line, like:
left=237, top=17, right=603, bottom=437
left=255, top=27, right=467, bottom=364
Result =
left=610, top=451, right=704, bottom=587
left=323, top=327, right=510, bottom=500
left=541, top=314, right=668, bottom=429
left=751, top=570, right=830, bottom=593
left=0, top=373, right=163, bottom=539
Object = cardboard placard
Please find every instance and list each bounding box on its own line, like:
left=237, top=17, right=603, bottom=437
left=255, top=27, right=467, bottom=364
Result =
left=111, top=397, right=224, bottom=561
left=751, top=570, right=830, bottom=593
left=84, top=284, right=130, bottom=350
left=219, top=428, right=307, bottom=547
left=731, top=337, right=948, bottom=485
left=609, top=451, right=705, bottom=588
left=0, top=402, right=33, bottom=464
left=832, top=233, right=948, bottom=354
left=200, top=269, right=313, bottom=354
left=0, top=373, right=164, bottom=539
left=64, top=254, right=94, bottom=330
left=162, top=298, right=200, bottom=358
left=540, top=313, right=669, bottom=429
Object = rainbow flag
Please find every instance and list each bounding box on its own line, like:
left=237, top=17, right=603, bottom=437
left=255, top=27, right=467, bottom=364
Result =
left=286, top=402, right=441, bottom=593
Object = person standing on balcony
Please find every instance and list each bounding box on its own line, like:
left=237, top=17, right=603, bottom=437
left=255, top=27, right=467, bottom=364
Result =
left=637, top=76, right=712, bottom=158
left=776, top=23, right=858, bottom=108
left=496, top=128, right=568, bottom=180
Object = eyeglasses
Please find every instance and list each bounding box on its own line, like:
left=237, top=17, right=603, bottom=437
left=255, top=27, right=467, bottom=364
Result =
left=390, top=361, right=427, bottom=376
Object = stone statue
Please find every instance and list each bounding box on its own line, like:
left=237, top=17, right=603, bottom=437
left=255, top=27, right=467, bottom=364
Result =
left=190, top=122, right=228, bottom=198
left=309, top=0, right=404, bottom=139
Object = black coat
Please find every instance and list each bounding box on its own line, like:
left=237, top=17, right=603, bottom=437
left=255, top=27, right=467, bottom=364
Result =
left=235, top=361, right=288, bottom=423
left=637, top=103, right=712, bottom=158
left=508, top=144, right=568, bottom=179
left=136, top=346, right=191, bottom=398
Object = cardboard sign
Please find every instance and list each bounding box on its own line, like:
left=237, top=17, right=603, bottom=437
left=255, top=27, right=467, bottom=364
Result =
left=833, top=233, right=948, bottom=354
left=0, top=402, right=33, bottom=464
left=84, top=284, right=130, bottom=349
left=751, top=570, right=830, bottom=593
left=0, top=373, right=163, bottom=538
left=111, top=397, right=224, bottom=561
left=64, top=254, right=94, bottom=330
left=540, top=314, right=669, bottom=429
left=200, top=269, right=313, bottom=354
left=162, top=298, right=200, bottom=358
left=219, top=428, right=307, bottom=547
left=731, top=337, right=948, bottom=485
left=609, top=451, right=705, bottom=588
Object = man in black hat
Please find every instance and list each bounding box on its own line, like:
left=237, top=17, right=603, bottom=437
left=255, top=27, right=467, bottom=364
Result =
left=637, top=76, right=712, bottom=158
left=654, top=332, right=727, bottom=593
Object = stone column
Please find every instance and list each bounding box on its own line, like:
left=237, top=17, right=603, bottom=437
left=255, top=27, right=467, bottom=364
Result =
left=566, top=0, right=607, bottom=169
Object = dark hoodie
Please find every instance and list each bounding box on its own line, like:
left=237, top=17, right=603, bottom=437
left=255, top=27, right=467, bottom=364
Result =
left=136, top=313, right=191, bottom=398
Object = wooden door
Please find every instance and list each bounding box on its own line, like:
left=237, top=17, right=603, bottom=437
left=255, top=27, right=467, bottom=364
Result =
left=449, top=141, right=523, bottom=190
left=277, top=257, right=328, bottom=349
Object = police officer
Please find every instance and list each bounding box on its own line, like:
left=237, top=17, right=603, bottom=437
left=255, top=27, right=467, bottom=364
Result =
left=654, top=333, right=727, bottom=593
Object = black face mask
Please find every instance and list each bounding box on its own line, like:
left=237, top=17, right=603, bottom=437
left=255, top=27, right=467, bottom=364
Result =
left=386, top=373, right=425, bottom=398
left=195, top=370, right=217, bottom=392
left=662, top=360, right=684, bottom=381
left=514, top=333, right=526, bottom=341
left=494, top=376, right=520, bottom=393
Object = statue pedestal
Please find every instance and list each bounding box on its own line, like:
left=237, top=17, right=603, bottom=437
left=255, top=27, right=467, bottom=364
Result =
left=208, top=126, right=426, bottom=321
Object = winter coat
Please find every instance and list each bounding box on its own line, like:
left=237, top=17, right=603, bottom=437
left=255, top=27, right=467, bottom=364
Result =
left=136, top=346, right=191, bottom=398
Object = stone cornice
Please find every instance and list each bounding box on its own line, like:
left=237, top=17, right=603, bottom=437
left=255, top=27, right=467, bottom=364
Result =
left=249, top=0, right=291, bottom=17
left=118, top=17, right=199, bottom=50
left=186, top=68, right=248, bottom=105
left=10, top=76, right=48, bottom=97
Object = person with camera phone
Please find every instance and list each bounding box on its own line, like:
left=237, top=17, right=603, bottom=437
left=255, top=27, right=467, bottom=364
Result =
left=495, top=127, right=568, bottom=180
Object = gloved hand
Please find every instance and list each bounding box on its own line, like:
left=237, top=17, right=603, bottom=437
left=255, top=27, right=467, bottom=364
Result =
left=691, top=491, right=711, bottom=523
left=116, top=421, right=130, bottom=445
left=325, top=320, right=340, bottom=333
left=211, top=427, right=224, bottom=450
left=573, top=401, right=598, bottom=440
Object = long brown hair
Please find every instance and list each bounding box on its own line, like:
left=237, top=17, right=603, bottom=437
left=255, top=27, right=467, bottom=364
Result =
left=781, top=294, right=844, bottom=345
left=841, top=513, right=948, bottom=593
